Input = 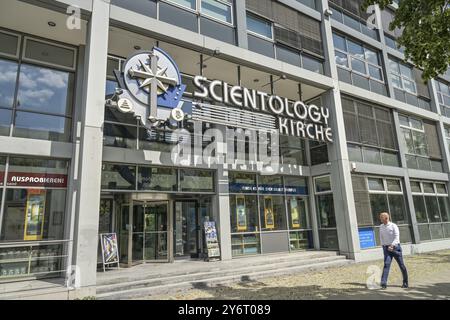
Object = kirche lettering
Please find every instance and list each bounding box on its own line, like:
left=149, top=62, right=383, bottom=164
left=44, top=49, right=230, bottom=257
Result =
left=192, top=75, right=333, bottom=142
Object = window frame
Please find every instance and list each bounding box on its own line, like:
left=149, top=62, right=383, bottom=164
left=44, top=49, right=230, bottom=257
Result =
left=366, top=176, right=404, bottom=195
left=329, top=4, right=379, bottom=40
left=314, top=175, right=333, bottom=195
left=388, top=58, right=417, bottom=94
left=436, top=80, right=450, bottom=116
left=200, top=0, right=234, bottom=25
left=0, top=30, right=21, bottom=59
left=162, top=0, right=235, bottom=27
left=333, top=33, right=385, bottom=84
left=399, top=114, right=432, bottom=160
left=343, top=98, right=399, bottom=166
left=22, top=36, right=77, bottom=72
left=411, top=180, right=450, bottom=239
left=0, top=31, right=77, bottom=143
left=246, top=11, right=275, bottom=42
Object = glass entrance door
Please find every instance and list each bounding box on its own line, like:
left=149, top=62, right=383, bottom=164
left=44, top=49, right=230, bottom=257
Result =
left=132, top=201, right=168, bottom=262
left=174, top=201, right=199, bottom=258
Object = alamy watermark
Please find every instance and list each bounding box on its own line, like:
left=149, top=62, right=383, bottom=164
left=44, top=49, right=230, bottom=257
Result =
left=66, top=5, right=81, bottom=30
left=366, top=264, right=382, bottom=290
left=166, top=121, right=282, bottom=175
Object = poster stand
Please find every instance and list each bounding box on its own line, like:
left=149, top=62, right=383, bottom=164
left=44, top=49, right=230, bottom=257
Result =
left=99, top=233, right=120, bottom=272
left=203, top=221, right=221, bottom=262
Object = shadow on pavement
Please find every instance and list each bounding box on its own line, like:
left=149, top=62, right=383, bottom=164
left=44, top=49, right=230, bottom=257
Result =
left=185, top=279, right=450, bottom=300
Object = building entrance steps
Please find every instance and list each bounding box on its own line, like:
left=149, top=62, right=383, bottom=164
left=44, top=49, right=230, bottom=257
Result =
left=96, top=250, right=352, bottom=300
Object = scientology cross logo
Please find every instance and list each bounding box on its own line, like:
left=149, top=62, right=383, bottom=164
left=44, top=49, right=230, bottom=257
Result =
left=107, top=47, right=188, bottom=128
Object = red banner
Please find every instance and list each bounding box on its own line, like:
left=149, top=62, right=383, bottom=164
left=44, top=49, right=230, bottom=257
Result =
left=6, top=172, right=68, bottom=188
left=0, top=172, right=4, bottom=186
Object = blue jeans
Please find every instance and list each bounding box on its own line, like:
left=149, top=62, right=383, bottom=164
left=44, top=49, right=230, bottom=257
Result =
left=381, top=244, right=408, bottom=286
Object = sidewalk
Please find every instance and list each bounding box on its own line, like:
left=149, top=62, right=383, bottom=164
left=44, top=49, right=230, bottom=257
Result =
left=141, top=249, right=450, bottom=300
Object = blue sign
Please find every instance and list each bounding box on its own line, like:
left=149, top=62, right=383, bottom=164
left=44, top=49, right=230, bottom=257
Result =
left=229, top=183, right=308, bottom=195
left=359, top=228, right=376, bottom=249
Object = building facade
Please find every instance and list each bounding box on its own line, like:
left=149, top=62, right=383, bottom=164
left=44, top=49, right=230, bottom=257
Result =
left=0, top=0, right=450, bottom=296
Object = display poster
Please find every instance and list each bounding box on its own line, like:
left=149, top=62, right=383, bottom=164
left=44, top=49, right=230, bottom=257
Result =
left=0, top=171, right=4, bottom=186
left=290, top=198, right=300, bottom=228
left=99, top=233, right=120, bottom=271
left=264, top=196, right=275, bottom=229
left=204, top=221, right=221, bottom=260
left=236, top=195, right=247, bottom=231
left=23, top=189, right=46, bottom=241
left=359, top=228, right=376, bottom=249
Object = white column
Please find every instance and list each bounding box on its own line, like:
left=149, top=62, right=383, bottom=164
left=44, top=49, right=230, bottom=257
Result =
left=71, top=0, right=110, bottom=296
left=319, top=0, right=361, bottom=258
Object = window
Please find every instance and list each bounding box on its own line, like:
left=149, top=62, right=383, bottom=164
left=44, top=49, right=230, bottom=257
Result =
left=295, top=0, right=316, bottom=9
left=329, top=1, right=379, bottom=40
left=0, top=156, right=69, bottom=279
left=160, top=0, right=235, bottom=44
left=353, top=175, right=411, bottom=248
left=0, top=30, right=20, bottom=57
left=333, top=33, right=386, bottom=95
left=229, top=173, right=312, bottom=255
left=246, top=12, right=273, bottom=39
left=445, top=126, right=450, bottom=153
left=0, top=59, right=18, bottom=137
left=399, top=114, right=443, bottom=172
left=384, top=34, right=404, bottom=53
left=389, top=59, right=415, bottom=94
left=137, top=167, right=177, bottom=191
left=343, top=97, right=399, bottom=166
left=168, top=0, right=196, bottom=10
left=314, top=176, right=338, bottom=249
left=310, top=140, right=329, bottom=165
left=24, top=38, right=75, bottom=70
left=101, top=164, right=137, bottom=190
left=280, top=135, right=306, bottom=165
left=437, top=80, right=450, bottom=118
left=389, top=58, right=431, bottom=110
left=180, top=169, right=214, bottom=192
left=245, top=0, right=324, bottom=73
left=0, top=32, right=76, bottom=142
left=201, top=0, right=233, bottom=24
left=411, top=181, right=450, bottom=241
left=111, top=0, right=157, bottom=18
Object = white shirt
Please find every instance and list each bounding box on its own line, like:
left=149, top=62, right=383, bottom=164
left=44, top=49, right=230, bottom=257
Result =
left=379, top=222, right=400, bottom=246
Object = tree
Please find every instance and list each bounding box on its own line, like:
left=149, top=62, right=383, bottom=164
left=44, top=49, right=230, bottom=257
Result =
left=363, top=0, right=450, bottom=80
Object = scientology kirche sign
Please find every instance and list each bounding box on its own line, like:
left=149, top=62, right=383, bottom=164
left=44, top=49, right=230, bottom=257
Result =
left=193, top=76, right=333, bottom=143
left=110, top=47, right=333, bottom=144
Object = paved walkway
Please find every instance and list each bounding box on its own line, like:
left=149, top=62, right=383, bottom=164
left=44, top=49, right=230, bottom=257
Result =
left=142, top=250, right=450, bottom=300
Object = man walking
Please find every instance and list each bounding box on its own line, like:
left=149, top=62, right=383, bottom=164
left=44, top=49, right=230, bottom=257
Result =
left=379, top=212, right=408, bottom=289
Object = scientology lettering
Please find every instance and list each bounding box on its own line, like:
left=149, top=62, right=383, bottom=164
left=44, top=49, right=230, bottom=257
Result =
left=193, top=76, right=333, bottom=143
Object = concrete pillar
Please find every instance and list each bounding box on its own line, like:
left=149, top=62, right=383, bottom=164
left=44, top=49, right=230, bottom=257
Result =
left=71, top=0, right=110, bottom=295
left=324, top=90, right=361, bottom=258
left=319, top=0, right=360, bottom=258
left=216, top=165, right=232, bottom=260
left=234, top=0, right=248, bottom=49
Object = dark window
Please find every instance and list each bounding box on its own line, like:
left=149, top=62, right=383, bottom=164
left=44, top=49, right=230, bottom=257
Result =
left=137, top=167, right=177, bottom=191
left=200, top=17, right=235, bottom=44
left=101, top=164, right=137, bottom=190
left=24, top=39, right=75, bottom=69
left=111, top=0, right=157, bottom=18
left=343, top=97, right=398, bottom=166
left=247, top=34, right=275, bottom=58
left=0, top=31, right=19, bottom=56
left=159, top=2, right=198, bottom=32
left=180, top=169, right=214, bottom=192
